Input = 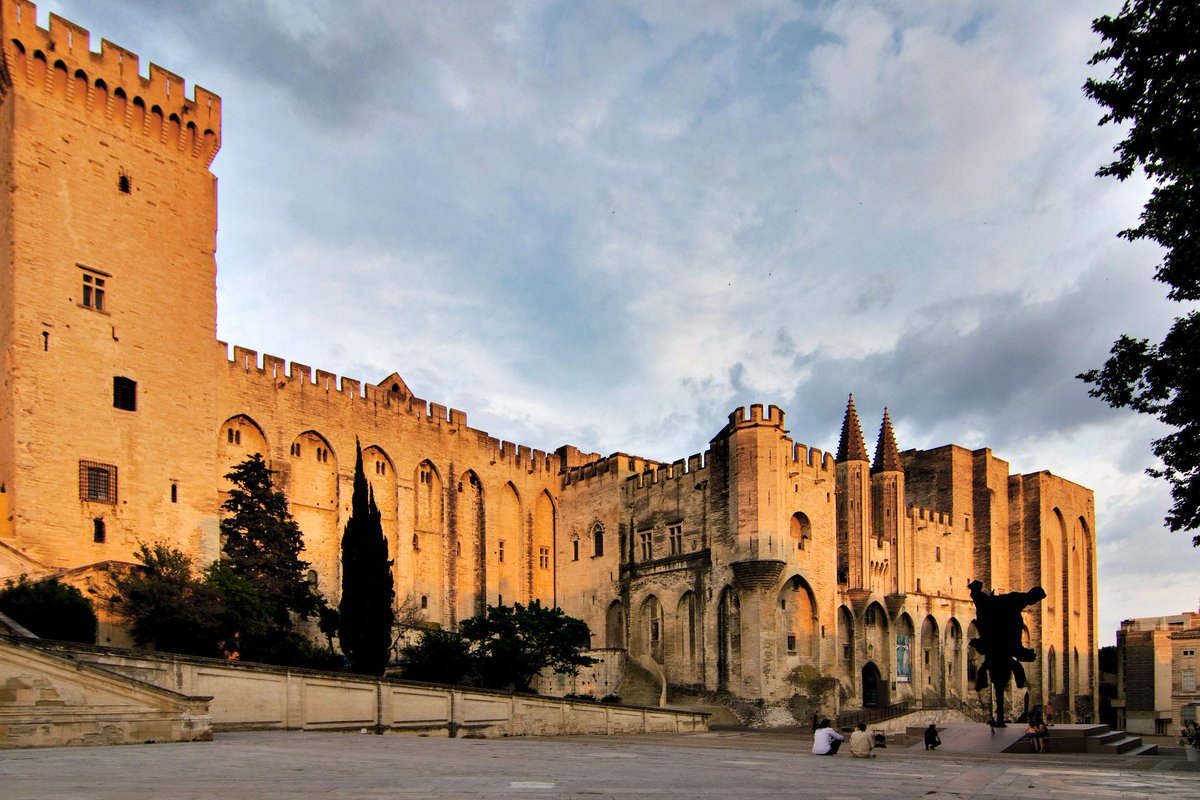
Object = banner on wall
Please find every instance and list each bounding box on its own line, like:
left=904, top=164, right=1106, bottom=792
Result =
left=896, top=634, right=912, bottom=682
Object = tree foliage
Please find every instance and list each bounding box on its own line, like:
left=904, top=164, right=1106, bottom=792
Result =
left=220, top=453, right=323, bottom=624
left=459, top=601, right=596, bottom=692
left=109, top=456, right=338, bottom=667
left=396, top=628, right=474, bottom=685
left=1080, top=0, right=1200, bottom=543
left=109, top=543, right=227, bottom=657
left=338, top=441, right=395, bottom=676
left=0, top=576, right=97, bottom=643
left=396, top=602, right=595, bottom=692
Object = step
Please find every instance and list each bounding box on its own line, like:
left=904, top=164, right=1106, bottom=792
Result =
left=1088, top=734, right=1145, bottom=755
left=1123, top=743, right=1159, bottom=756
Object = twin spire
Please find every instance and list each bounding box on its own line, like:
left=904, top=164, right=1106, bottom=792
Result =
left=837, top=394, right=902, bottom=472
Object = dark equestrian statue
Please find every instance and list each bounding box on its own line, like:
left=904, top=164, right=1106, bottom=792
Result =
left=967, top=580, right=1046, bottom=727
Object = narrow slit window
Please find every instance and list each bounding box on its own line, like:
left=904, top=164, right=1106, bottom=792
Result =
left=93, top=518, right=106, bottom=543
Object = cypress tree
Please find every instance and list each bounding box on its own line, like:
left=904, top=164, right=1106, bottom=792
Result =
left=339, top=439, right=395, bottom=675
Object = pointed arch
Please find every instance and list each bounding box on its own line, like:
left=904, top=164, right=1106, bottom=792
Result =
left=778, top=574, right=818, bottom=662
left=71, top=68, right=87, bottom=109
left=895, top=612, right=915, bottom=692
left=837, top=604, right=856, bottom=696
left=493, top=482, right=521, bottom=605
left=789, top=512, right=812, bottom=551
left=863, top=601, right=890, bottom=677
left=284, top=430, right=339, bottom=599
left=967, top=620, right=982, bottom=688
left=921, top=615, right=943, bottom=697
left=676, top=590, right=698, bottom=680
left=945, top=617, right=964, bottom=697
left=532, top=491, right=555, bottom=602
left=605, top=599, right=625, bottom=649
left=217, top=415, right=269, bottom=491
left=91, top=78, right=108, bottom=118
left=362, top=446, right=397, bottom=578
left=112, top=86, right=127, bottom=121
left=453, top=469, right=484, bottom=621
left=414, top=460, right=444, bottom=532
left=638, top=594, right=664, bottom=664
left=717, top=586, right=741, bottom=691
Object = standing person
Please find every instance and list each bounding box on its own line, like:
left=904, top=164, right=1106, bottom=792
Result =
left=848, top=723, right=875, bottom=758
left=810, top=711, right=820, bottom=733
left=812, top=719, right=845, bottom=756
left=924, top=724, right=941, bottom=751
left=1025, top=719, right=1043, bottom=753
left=1045, top=700, right=1055, bottom=725
left=1037, top=720, right=1049, bottom=753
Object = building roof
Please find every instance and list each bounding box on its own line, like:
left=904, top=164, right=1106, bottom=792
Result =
left=872, top=408, right=902, bottom=473
left=837, top=394, right=869, bottom=463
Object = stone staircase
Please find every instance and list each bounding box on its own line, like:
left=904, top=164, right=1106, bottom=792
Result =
left=1003, top=723, right=1157, bottom=756
left=615, top=659, right=662, bottom=707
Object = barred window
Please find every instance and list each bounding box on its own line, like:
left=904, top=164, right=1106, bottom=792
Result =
left=79, top=460, right=117, bottom=504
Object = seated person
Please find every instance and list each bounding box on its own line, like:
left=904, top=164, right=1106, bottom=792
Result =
left=812, top=719, right=845, bottom=756
left=848, top=723, right=875, bottom=758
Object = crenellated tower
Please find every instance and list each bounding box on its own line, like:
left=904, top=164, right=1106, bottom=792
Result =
left=835, top=394, right=870, bottom=589
left=0, top=0, right=223, bottom=572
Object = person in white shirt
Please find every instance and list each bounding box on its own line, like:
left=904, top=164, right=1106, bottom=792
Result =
left=811, top=719, right=845, bottom=755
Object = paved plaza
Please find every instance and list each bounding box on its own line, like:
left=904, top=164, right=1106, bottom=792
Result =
left=2, top=729, right=1197, bottom=800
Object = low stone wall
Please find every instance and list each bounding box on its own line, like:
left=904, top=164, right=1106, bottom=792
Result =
left=28, top=641, right=706, bottom=737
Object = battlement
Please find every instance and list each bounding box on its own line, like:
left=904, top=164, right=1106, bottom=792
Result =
left=562, top=452, right=660, bottom=489
left=221, top=342, right=559, bottom=475
left=790, top=442, right=834, bottom=473
left=627, top=450, right=709, bottom=491
left=909, top=504, right=953, bottom=530
left=1, top=0, right=221, bottom=165
left=727, top=403, right=786, bottom=430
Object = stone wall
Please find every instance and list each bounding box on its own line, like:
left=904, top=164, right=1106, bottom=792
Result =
left=30, top=641, right=706, bottom=737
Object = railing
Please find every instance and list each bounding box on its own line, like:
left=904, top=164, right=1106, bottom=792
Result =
left=836, top=700, right=914, bottom=729
left=835, top=697, right=989, bottom=729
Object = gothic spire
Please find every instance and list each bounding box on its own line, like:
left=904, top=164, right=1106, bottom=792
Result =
left=836, top=393, right=869, bottom=462
left=872, top=407, right=903, bottom=473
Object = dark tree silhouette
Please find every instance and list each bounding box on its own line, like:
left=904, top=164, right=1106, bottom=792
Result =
left=1080, top=0, right=1200, bottom=544
left=0, top=576, right=97, bottom=643
left=339, top=440, right=395, bottom=676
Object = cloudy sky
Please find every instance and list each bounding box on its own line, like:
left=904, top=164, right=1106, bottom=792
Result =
left=42, top=0, right=1195, bottom=643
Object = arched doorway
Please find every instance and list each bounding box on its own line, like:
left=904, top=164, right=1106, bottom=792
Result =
left=862, top=662, right=886, bottom=707
left=605, top=600, right=624, bottom=649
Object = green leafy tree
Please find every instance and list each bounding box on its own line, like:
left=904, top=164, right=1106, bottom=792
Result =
left=459, top=601, right=596, bottom=692
left=1080, top=0, right=1200, bottom=544
left=396, top=628, right=474, bottom=685
left=220, top=454, right=324, bottom=646
left=0, top=576, right=97, bottom=643
left=109, top=543, right=226, bottom=657
left=338, top=440, right=395, bottom=675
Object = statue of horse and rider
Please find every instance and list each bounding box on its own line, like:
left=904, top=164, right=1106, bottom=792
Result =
left=967, top=579, right=1045, bottom=727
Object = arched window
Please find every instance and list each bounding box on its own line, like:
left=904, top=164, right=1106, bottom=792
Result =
left=790, top=512, right=812, bottom=550
left=593, top=522, right=604, bottom=557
